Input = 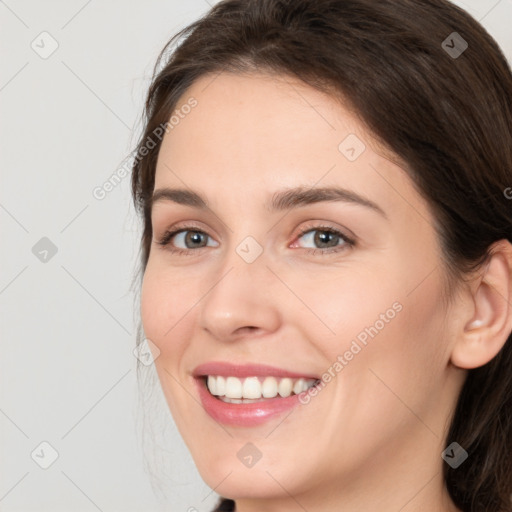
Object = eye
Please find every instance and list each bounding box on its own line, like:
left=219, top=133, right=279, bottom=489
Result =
left=293, top=225, right=355, bottom=255
left=154, top=223, right=355, bottom=256
left=155, top=226, right=218, bottom=255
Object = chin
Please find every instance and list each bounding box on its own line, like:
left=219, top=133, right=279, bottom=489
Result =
left=200, top=467, right=300, bottom=501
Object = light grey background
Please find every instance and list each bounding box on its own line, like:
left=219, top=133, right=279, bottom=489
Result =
left=1, top=1, right=511, bottom=511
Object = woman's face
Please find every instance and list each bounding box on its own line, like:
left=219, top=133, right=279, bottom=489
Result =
left=141, top=72, right=464, bottom=508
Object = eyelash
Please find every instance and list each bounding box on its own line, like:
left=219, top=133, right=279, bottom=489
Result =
left=155, top=223, right=355, bottom=257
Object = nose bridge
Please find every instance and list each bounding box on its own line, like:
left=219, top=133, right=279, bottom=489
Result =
left=198, top=235, right=281, bottom=340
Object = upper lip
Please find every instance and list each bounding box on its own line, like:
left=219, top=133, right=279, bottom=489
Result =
left=193, top=361, right=319, bottom=380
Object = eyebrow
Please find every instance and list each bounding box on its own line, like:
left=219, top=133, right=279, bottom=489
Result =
left=151, top=186, right=387, bottom=218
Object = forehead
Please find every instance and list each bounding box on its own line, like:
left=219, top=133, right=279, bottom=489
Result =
left=153, top=71, right=429, bottom=224
left=158, top=72, right=364, bottom=176
left=158, top=71, right=367, bottom=158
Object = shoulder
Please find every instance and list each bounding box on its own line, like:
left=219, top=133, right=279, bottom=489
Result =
left=212, top=497, right=235, bottom=511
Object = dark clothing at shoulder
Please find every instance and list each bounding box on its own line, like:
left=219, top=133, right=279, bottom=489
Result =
left=212, top=497, right=235, bottom=511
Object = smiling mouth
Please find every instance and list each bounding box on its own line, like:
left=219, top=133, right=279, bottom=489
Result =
left=202, top=375, right=320, bottom=403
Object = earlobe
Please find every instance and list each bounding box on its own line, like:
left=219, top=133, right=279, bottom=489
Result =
left=450, top=240, right=512, bottom=370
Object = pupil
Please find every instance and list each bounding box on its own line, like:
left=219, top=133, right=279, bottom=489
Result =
left=187, top=231, right=204, bottom=247
left=316, top=231, right=337, bottom=248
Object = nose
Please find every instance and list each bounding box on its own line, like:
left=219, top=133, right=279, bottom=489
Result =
left=198, top=248, right=282, bottom=343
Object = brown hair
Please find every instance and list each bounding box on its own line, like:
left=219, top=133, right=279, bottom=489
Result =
left=131, top=1, right=512, bottom=510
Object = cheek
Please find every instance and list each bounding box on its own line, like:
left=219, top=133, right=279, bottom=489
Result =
left=301, top=265, right=402, bottom=353
left=140, top=264, right=196, bottom=357
left=346, top=265, right=450, bottom=423
left=311, top=255, right=448, bottom=413
left=140, top=265, right=200, bottom=420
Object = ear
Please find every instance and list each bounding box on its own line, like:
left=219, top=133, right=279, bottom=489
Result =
left=450, top=239, right=512, bottom=369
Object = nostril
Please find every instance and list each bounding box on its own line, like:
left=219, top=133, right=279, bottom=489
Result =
left=235, top=326, right=258, bottom=336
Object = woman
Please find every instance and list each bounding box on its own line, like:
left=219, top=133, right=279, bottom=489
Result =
left=131, top=0, right=512, bottom=510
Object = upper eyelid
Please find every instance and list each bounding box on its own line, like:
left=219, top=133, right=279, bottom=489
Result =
left=157, top=222, right=347, bottom=237
left=155, top=216, right=353, bottom=234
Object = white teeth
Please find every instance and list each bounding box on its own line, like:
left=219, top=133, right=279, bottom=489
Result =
left=278, top=377, right=293, bottom=397
left=242, top=377, right=261, bottom=399
left=293, top=378, right=307, bottom=394
left=206, top=375, right=317, bottom=399
left=207, top=375, right=217, bottom=395
left=225, top=376, right=242, bottom=399
left=216, top=375, right=226, bottom=396
left=262, top=376, right=278, bottom=398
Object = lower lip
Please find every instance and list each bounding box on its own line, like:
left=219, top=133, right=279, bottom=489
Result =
left=195, top=378, right=306, bottom=427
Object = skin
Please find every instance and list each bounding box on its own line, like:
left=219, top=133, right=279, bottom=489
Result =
left=140, top=71, right=512, bottom=512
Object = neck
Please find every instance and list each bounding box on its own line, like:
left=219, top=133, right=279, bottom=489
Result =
left=231, top=435, right=461, bottom=512
left=232, top=476, right=460, bottom=512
